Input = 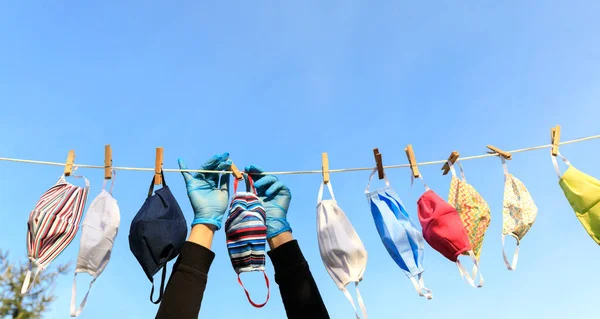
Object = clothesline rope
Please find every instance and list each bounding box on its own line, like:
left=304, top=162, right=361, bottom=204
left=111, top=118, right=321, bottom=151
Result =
left=1, top=134, right=599, bottom=176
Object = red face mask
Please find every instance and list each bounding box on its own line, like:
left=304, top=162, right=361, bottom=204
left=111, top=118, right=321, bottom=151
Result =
left=417, top=190, right=471, bottom=262
left=417, top=189, right=484, bottom=287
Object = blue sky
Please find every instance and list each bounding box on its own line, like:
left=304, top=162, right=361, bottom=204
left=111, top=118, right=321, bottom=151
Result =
left=1, top=1, right=600, bottom=318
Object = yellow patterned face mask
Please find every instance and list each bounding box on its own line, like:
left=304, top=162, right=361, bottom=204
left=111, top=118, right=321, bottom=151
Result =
left=553, top=152, right=600, bottom=245
left=447, top=161, right=491, bottom=262
left=499, top=157, right=538, bottom=271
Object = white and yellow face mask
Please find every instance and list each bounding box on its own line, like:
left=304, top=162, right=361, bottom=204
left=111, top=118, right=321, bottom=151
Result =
left=552, top=152, right=600, bottom=245
left=499, top=157, right=538, bottom=271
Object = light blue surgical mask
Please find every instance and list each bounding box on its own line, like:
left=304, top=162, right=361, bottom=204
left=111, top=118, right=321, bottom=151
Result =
left=365, top=169, right=432, bottom=299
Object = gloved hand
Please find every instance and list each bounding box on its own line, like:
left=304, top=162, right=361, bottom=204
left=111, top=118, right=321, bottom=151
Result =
left=245, top=165, right=292, bottom=238
left=178, top=153, right=232, bottom=230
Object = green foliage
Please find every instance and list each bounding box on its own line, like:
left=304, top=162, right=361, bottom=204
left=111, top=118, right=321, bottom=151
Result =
left=0, top=250, right=69, bottom=319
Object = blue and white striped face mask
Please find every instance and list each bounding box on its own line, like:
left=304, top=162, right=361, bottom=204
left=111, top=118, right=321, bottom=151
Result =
left=365, top=169, right=432, bottom=299
left=225, top=177, right=270, bottom=308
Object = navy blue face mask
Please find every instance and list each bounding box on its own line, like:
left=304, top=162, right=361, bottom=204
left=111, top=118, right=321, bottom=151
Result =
left=129, top=171, right=187, bottom=304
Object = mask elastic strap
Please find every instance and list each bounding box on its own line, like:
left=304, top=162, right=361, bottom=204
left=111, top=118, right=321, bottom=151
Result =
left=501, top=234, right=520, bottom=271
left=317, top=181, right=335, bottom=203
left=102, top=170, right=116, bottom=194
left=410, top=172, right=430, bottom=191
left=448, top=160, right=467, bottom=183
left=234, top=178, right=239, bottom=193
left=149, top=265, right=167, bottom=304
left=409, top=274, right=433, bottom=300
left=20, top=262, right=41, bottom=295
left=68, top=167, right=90, bottom=188
left=233, top=175, right=257, bottom=194
left=70, top=273, right=96, bottom=317
left=248, top=176, right=256, bottom=193
left=355, top=282, right=368, bottom=319
left=448, top=160, right=457, bottom=178
left=456, top=251, right=484, bottom=288
left=147, top=170, right=167, bottom=197
left=500, top=157, right=509, bottom=176
left=456, top=161, right=467, bottom=182
left=364, top=168, right=391, bottom=194
left=237, top=271, right=270, bottom=308
left=342, top=282, right=368, bottom=319
left=551, top=151, right=571, bottom=179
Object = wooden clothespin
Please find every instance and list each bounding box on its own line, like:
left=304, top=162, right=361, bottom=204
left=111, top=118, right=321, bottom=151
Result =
left=322, top=152, right=330, bottom=184
left=64, top=150, right=75, bottom=176
left=230, top=163, right=244, bottom=180
left=441, top=151, right=460, bottom=175
left=154, top=147, right=164, bottom=185
left=551, top=125, right=561, bottom=156
left=373, top=148, right=384, bottom=179
left=404, top=144, right=420, bottom=178
left=486, top=145, right=512, bottom=160
left=104, top=145, right=113, bottom=179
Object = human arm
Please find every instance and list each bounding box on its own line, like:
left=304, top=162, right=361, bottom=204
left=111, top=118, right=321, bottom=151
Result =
left=156, top=154, right=231, bottom=319
left=246, top=166, right=330, bottom=319
left=268, top=233, right=330, bottom=319
left=155, top=225, right=216, bottom=319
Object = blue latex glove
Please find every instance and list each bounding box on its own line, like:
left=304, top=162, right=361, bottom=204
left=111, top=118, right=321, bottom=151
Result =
left=245, top=165, right=292, bottom=238
left=178, top=153, right=232, bottom=230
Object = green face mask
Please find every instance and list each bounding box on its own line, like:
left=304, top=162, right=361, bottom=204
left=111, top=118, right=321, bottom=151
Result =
left=553, top=152, right=600, bottom=245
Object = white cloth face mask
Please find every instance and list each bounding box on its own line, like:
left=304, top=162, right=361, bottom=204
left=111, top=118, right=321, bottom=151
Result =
left=316, top=181, right=368, bottom=319
left=71, top=174, right=120, bottom=317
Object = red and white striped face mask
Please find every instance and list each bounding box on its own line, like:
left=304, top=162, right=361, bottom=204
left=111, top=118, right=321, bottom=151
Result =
left=22, top=174, right=90, bottom=294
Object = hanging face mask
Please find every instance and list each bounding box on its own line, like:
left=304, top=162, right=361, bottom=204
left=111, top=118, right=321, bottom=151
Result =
left=552, top=152, right=600, bottom=244
left=446, top=161, right=491, bottom=261
left=365, top=169, right=432, bottom=299
left=225, top=177, right=270, bottom=308
left=22, top=172, right=90, bottom=295
left=415, top=173, right=483, bottom=288
left=498, top=157, right=538, bottom=271
left=129, top=171, right=187, bottom=304
left=318, top=181, right=368, bottom=319
left=70, top=171, right=120, bottom=317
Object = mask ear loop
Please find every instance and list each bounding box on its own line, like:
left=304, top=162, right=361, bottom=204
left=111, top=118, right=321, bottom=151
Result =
left=364, top=168, right=391, bottom=194
left=456, top=251, right=484, bottom=288
left=70, top=274, right=97, bottom=317
left=247, top=174, right=256, bottom=194
left=456, top=160, right=467, bottom=182
left=147, top=170, right=166, bottom=197
left=233, top=177, right=240, bottom=194
left=354, top=282, right=368, bottom=319
left=102, top=170, right=116, bottom=194
left=500, top=156, right=509, bottom=178
left=233, top=174, right=257, bottom=194
left=447, top=160, right=467, bottom=183
left=149, top=266, right=167, bottom=304
left=238, top=271, right=270, bottom=308
left=409, top=274, right=433, bottom=300
left=410, top=171, right=429, bottom=191
left=317, top=181, right=335, bottom=203
left=551, top=151, right=571, bottom=179
left=69, top=167, right=91, bottom=189
left=501, top=234, right=520, bottom=271
left=448, top=160, right=467, bottom=183
left=341, top=282, right=368, bottom=319
left=20, top=260, right=42, bottom=295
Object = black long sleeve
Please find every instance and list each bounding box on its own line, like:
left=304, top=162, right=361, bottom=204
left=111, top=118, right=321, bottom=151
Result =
left=268, top=240, right=330, bottom=319
left=155, top=239, right=329, bottom=319
left=155, top=241, right=215, bottom=319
